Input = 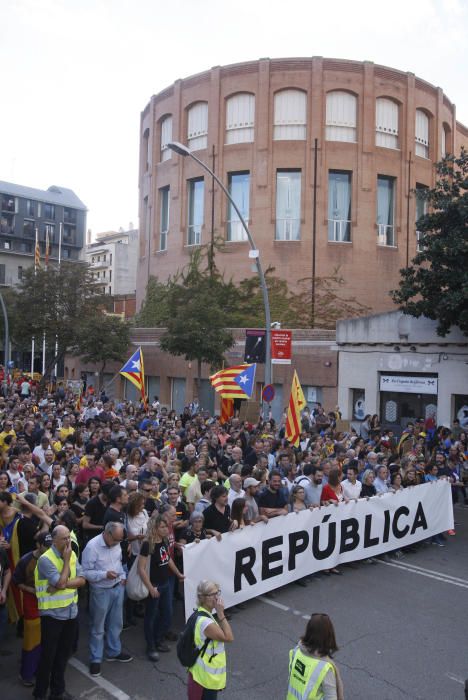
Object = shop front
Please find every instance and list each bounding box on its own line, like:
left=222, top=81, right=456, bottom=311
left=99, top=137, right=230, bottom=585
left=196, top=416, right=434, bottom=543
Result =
left=379, top=374, right=438, bottom=432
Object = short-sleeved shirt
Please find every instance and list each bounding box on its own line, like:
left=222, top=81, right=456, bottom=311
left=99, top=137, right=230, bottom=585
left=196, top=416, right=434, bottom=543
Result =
left=179, top=471, right=196, bottom=495
left=84, top=495, right=107, bottom=541
left=257, top=488, right=288, bottom=510
left=202, top=504, right=231, bottom=533
left=140, top=540, right=170, bottom=586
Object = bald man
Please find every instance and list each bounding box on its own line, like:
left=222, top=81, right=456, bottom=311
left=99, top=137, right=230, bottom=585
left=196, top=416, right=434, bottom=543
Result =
left=34, top=525, right=85, bottom=700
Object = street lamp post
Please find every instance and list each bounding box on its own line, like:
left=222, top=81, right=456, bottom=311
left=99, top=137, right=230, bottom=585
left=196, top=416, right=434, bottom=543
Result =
left=167, top=142, right=272, bottom=411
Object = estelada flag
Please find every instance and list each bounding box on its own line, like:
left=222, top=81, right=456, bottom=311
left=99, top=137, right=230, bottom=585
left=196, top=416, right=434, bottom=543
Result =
left=210, top=364, right=256, bottom=400
left=120, top=347, right=146, bottom=402
left=285, top=370, right=307, bottom=447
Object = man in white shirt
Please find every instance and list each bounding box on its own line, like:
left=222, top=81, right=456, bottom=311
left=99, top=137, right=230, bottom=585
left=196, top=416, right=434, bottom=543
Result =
left=341, top=463, right=362, bottom=500
left=228, top=473, right=245, bottom=507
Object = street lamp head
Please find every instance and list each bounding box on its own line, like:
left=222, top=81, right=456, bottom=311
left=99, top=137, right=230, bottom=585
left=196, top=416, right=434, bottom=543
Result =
left=167, top=141, right=191, bottom=157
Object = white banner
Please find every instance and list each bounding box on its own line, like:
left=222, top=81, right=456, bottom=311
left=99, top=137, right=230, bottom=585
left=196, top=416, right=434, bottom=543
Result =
left=380, top=375, right=438, bottom=394
left=183, top=480, right=453, bottom=618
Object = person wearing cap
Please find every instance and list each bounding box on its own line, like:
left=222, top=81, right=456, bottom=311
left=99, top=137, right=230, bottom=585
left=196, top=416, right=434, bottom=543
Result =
left=13, top=532, right=52, bottom=687
left=243, top=478, right=267, bottom=524
left=33, top=525, right=86, bottom=700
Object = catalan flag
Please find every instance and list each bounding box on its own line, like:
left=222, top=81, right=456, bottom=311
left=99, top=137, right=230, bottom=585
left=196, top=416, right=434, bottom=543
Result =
left=34, top=227, right=41, bottom=270
left=120, top=347, right=146, bottom=403
left=210, top=363, right=256, bottom=400
left=45, top=228, right=50, bottom=268
left=220, top=397, right=234, bottom=424
left=285, top=370, right=306, bottom=447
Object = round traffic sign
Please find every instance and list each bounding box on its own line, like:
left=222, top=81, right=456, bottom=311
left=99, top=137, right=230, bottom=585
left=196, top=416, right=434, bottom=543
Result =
left=262, top=384, right=275, bottom=403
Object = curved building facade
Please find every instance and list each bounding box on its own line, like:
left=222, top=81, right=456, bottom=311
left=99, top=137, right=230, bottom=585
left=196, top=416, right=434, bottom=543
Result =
left=137, top=57, right=468, bottom=313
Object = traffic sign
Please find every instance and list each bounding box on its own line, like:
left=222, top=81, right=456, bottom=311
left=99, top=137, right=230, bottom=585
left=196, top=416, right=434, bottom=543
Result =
left=262, top=384, right=275, bottom=403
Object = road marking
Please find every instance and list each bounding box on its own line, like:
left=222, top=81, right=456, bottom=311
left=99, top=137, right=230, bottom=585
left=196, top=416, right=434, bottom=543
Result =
left=258, top=596, right=290, bottom=612
left=446, top=672, right=465, bottom=685
left=69, top=658, right=131, bottom=700
left=379, top=561, right=468, bottom=589
left=385, top=560, right=468, bottom=584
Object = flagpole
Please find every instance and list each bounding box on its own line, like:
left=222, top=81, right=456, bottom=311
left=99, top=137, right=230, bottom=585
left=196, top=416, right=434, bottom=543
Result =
left=54, top=222, right=62, bottom=380
left=31, top=227, right=39, bottom=376
left=41, top=228, right=49, bottom=376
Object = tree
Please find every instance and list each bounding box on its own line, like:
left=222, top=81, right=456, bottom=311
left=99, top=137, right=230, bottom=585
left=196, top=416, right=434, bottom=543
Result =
left=391, top=149, right=468, bottom=336
left=10, top=262, right=109, bottom=379
left=157, top=252, right=234, bottom=394
left=74, top=314, right=131, bottom=390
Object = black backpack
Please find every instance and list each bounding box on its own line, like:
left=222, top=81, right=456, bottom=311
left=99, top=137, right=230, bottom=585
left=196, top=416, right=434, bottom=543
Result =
left=176, top=610, right=211, bottom=667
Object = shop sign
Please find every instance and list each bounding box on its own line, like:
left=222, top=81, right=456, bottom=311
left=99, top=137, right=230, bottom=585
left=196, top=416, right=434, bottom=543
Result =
left=380, top=375, right=438, bottom=395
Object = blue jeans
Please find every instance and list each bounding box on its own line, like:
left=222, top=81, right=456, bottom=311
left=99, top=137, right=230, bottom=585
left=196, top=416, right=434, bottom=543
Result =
left=144, top=580, right=172, bottom=650
left=89, top=584, right=124, bottom=663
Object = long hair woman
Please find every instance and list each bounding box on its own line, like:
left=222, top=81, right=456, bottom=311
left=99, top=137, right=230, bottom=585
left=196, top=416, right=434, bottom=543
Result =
left=137, top=514, right=184, bottom=661
left=287, top=613, right=344, bottom=700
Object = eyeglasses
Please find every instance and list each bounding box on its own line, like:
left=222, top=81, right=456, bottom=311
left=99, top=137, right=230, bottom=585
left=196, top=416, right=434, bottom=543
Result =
left=205, top=589, right=221, bottom=597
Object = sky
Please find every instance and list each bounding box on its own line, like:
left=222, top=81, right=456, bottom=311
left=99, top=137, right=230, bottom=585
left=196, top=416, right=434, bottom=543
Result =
left=1, top=0, right=467, bottom=238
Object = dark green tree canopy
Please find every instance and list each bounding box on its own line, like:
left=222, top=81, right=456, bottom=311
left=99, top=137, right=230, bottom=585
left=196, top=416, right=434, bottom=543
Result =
left=392, top=149, right=468, bottom=336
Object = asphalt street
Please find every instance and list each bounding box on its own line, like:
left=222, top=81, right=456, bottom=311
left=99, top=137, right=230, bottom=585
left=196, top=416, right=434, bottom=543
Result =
left=2, top=504, right=468, bottom=700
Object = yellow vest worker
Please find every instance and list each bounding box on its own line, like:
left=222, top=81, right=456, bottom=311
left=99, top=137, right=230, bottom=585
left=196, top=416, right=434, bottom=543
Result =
left=189, top=608, right=227, bottom=691
left=34, top=548, right=78, bottom=611
left=287, top=646, right=335, bottom=700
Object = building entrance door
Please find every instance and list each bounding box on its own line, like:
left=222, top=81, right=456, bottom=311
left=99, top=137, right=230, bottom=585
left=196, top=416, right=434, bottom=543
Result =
left=380, top=391, right=437, bottom=434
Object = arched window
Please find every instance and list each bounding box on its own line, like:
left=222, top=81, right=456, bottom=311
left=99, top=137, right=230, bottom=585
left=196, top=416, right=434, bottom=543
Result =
left=415, top=109, right=429, bottom=158
left=187, top=102, right=208, bottom=151
left=160, top=116, right=172, bottom=162
left=326, top=91, right=357, bottom=142
left=375, top=98, right=399, bottom=149
left=226, top=93, right=255, bottom=144
left=273, top=89, right=307, bottom=140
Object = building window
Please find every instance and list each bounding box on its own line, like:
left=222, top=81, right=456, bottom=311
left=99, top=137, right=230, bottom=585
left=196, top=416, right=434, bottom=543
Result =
left=328, top=171, right=352, bottom=242
left=91, top=256, right=95, bottom=263
left=187, top=102, right=208, bottom=151
left=19, top=242, right=32, bottom=253
left=3, top=241, right=11, bottom=250
left=227, top=172, right=249, bottom=241
left=23, top=220, right=35, bottom=237
left=415, top=109, right=429, bottom=158
left=187, top=178, right=204, bottom=245
left=273, top=89, right=307, bottom=140
left=18, top=266, right=23, bottom=280
left=0, top=265, right=5, bottom=285
left=441, top=123, right=451, bottom=158
left=109, top=270, right=112, bottom=282
left=43, top=203, right=55, bottom=220
left=103, top=254, right=106, bottom=262
left=375, top=98, right=399, bottom=149
left=63, top=207, right=76, bottom=224
left=275, top=170, right=301, bottom=241
left=415, top=183, right=428, bottom=252
left=108, top=286, right=112, bottom=294
left=26, top=200, right=35, bottom=217
left=226, top=93, right=255, bottom=144
left=110, top=253, right=112, bottom=265
left=1, top=196, right=15, bottom=212
left=159, top=186, right=170, bottom=251
left=102, top=270, right=106, bottom=279
left=160, top=116, right=172, bottom=162
left=326, top=91, right=357, bottom=142
left=377, top=175, right=396, bottom=246
left=97, top=255, right=100, bottom=262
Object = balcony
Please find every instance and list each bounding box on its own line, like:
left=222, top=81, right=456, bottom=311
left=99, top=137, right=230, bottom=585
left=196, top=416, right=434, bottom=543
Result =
left=377, top=224, right=395, bottom=247
left=328, top=219, right=351, bottom=242
left=90, top=259, right=108, bottom=269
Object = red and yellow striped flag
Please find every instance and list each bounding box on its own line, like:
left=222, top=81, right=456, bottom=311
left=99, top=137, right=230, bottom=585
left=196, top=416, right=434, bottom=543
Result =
left=285, top=370, right=306, bottom=447
left=220, top=397, right=234, bottom=424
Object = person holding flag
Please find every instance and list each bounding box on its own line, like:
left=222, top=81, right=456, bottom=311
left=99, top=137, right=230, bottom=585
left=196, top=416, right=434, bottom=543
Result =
left=119, top=347, right=147, bottom=407
left=210, top=364, right=256, bottom=423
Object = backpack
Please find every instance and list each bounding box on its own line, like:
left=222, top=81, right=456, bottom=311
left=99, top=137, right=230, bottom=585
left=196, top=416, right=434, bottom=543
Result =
left=177, top=610, right=211, bottom=667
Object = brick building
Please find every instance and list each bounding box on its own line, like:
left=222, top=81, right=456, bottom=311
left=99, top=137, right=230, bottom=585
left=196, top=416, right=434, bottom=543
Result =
left=136, top=57, right=468, bottom=313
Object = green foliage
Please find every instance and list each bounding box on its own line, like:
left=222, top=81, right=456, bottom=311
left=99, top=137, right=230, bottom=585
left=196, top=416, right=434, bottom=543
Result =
left=391, top=149, right=468, bottom=336
left=9, top=262, right=111, bottom=376
left=75, top=314, right=131, bottom=388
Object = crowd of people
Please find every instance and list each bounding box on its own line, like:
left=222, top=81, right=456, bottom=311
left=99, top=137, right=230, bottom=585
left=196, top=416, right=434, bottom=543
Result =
left=0, top=377, right=466, bottom=699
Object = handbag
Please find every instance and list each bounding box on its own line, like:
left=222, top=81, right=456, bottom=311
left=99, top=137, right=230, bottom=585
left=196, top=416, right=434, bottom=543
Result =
left=126, top=555, right=150, bottom=601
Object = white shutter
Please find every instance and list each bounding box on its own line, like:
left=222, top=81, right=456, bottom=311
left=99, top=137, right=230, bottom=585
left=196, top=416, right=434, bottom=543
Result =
left=273, top=89, right=307, bottom=140
left=226, top=94, right=255, bottom=144
left=188, top=103, right=208, bottom=151
left=441, top=126, right=446, bottom=158
left=160, top=116, right=172, bottom=161
left=326, top=91, right=357, bottom=142
left=375, top=98, right=399, bottom=149
left=415, top=109, right=429, bottom=158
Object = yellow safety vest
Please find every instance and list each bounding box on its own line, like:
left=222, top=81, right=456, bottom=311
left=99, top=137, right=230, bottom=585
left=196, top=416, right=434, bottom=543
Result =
left=34, top=547, right=78, bottom=611
left=190, top=607, right=227, bottom=691
left=70, top=530, right=80, bottom=558
left=287, top=646, right=335, bottom=700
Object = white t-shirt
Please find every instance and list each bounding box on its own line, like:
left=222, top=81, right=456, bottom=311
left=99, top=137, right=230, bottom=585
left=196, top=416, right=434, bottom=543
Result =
left=341, top=479, right=362, bottom=500
left=127, top=510, right=149, bottom=556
